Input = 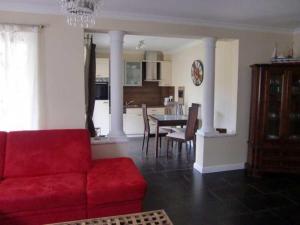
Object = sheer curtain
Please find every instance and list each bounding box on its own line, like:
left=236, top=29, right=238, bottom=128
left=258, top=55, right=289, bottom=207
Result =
left=0, top=25, right=39, bottom=131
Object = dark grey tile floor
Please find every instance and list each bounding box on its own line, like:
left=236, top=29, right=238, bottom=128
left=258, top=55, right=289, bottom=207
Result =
left=95, top=137, right=300, bottom=225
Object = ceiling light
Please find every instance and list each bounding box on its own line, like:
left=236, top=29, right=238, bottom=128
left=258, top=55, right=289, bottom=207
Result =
left=59, top=0, right=102, bottom=28
left=136, top=40, right=146, bottom=50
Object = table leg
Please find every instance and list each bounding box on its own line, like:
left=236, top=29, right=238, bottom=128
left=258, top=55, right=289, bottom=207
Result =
left=155, top=121, right=159, bottom=158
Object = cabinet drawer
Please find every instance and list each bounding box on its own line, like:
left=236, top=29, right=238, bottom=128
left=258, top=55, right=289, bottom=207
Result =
left=281, top=148, right=300, bottom=171
left=147, top=107, right=165, bottom=115
left=126, top=108, right=142, bottom=115
left=260, top=148, right=283, bottom=170
left=261, top=148, right=282, bottom=159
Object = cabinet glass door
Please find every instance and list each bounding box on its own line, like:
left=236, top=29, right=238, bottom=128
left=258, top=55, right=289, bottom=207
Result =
left=287, top=71, right=300, bottom=141
left=124, top=62, right=142, bottom=86
left=265, top=72, right=284, bottom=140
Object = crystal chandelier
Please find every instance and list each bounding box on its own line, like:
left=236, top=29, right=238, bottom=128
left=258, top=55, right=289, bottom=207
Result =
left=59, top=0, right=102, bottom=28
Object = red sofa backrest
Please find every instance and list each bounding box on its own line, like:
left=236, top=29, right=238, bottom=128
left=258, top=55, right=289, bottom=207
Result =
left=4, top=129, right=91, bottom=178
left=0, top=132, right=7, bottom=180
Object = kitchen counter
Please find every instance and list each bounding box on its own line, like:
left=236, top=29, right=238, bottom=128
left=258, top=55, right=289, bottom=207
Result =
left=125, top=105, right=165, bottom=108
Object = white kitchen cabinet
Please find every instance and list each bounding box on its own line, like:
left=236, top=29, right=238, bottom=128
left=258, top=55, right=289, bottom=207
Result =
left=93, top=100, right=110, bottom=135
left=124, top=108, right=144, bottom=135
left=147, top=107, right=166, bottom=133
left=123, top=107, right=166, bottom=135
left=159, top=61, right=172, bottom=86
left=147, top=107, right=165, bottom=115
left=96, top=58, right=109, bottom=78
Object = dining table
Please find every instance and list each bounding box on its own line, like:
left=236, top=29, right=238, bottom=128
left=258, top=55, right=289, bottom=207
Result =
left=148, top=114, right=188, bottom=158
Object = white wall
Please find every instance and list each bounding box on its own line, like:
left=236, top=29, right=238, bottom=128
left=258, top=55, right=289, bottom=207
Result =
left=294, top=32, right=300, bottom=57
left=171, top=40, right=239, bottom=132
left=0, top=10, right=293, bottom=167
left=215, top=40, right=239, bottom=132
left=171, top=41, right=204, bottom=114
left=0, top=11, right=85, bottom=129
left=96, top=49, right=171, bottom=61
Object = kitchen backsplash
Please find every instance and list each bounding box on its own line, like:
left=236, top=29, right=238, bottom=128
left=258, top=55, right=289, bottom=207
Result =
left=124, top=81, right=174, bottom=107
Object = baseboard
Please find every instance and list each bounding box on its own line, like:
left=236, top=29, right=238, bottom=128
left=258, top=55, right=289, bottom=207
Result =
left=193, top=162, right=245, bottom=174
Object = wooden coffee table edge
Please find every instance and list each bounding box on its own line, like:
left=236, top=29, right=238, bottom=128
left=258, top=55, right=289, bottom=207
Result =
left=45, top=209, right=173, bottom=225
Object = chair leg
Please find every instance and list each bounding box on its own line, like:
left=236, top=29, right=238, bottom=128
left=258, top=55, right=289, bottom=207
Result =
left=159, top=136, right=162, bottom=148
left=142, top=133, right=145, bottom=151
left=146, top=135, right=150, bottom=155
left=166, top=138, right=169, bottom=158
left=178, top=142, right=182, bottom=154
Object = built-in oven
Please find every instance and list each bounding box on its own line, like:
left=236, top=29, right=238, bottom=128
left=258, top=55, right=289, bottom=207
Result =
left=95, top=78, right=109, bottom=100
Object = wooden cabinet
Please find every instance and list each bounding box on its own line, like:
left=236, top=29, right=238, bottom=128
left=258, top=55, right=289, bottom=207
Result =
left=159, top=61, right=172, bottom=86
left=96, top=58, right=109, bottom=78
left=247, top=64, right=300, bottom=175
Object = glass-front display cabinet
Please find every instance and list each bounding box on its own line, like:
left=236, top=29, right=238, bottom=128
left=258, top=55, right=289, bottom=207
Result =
left=287, top=72, right=300, bottom=141
left=247, top=64, right=300, bottom=176
left=124, top=61, right=142, bottom=86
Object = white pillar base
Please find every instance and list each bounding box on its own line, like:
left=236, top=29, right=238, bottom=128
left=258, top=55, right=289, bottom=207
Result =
left=194, top=162, right=245, bottom=174
left=193, top=162, right=204, bottom=173
left=197, top=128, right=218, bottom=137
left=106, top=134, right=128, bottom=143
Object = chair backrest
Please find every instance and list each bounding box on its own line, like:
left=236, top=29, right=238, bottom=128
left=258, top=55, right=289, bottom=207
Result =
left=185, top=106, right=199, bottom=140
left=0, top=132, right=6, bottom=180
left=191, top=103, right=200, bottom=131
left=4, top=129, right=91, bottom=178
left=192, top=103, right=200, bottom=109
left=142, top=104, right=150, bottom=133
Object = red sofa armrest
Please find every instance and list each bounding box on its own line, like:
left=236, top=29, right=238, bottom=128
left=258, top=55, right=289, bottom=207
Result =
left=87, top=158, right=147, bottom=206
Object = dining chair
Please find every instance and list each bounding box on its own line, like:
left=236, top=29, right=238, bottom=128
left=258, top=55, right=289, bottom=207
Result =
left=171, top=103, right=200, bottom=133
left=142, top=104, right=168, bottom=155
left=166, top=106, right=198, bottom=157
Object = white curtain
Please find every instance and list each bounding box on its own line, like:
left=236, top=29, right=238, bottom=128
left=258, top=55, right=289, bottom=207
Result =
left=0, top=25, right=39, bottom=131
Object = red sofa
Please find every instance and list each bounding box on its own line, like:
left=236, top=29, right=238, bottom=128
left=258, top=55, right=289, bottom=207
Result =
left=0, top=129, right=147, bottom=225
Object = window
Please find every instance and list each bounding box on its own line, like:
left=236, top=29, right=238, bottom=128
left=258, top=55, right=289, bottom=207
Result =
left=0, top=25, right=39, bottom=131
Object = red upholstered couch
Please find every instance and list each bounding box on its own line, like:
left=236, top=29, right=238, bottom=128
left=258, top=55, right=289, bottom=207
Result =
left=0, top=129, right=147, bottom=225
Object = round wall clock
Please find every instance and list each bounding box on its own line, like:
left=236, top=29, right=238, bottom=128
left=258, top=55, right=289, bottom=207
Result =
left=191, top=60, right=204, bottom=86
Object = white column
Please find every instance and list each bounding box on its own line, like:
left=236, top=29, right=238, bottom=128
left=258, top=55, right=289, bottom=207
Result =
left=199, top=37, right=217, bottom=136
left=108, top=30, right=126, bottom=139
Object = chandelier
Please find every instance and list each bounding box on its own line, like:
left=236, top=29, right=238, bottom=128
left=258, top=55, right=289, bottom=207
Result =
left=59, top=0, right=102, bottom=28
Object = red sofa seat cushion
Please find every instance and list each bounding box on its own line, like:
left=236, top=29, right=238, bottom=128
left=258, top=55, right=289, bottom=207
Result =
left=0, top=173, right=86, bottom=214
left=87, top=158, right=147, bottom=206
left=0, top=131, right=6, bottom=180
left=4, top=129, right=91, bottom=178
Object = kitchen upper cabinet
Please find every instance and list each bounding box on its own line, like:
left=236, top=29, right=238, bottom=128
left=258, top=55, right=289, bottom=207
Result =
left=159, top=61, right=172, bottom=86
left=124, top=61, right=142, bottom=86
left=96, top=58, right=109, bottom=78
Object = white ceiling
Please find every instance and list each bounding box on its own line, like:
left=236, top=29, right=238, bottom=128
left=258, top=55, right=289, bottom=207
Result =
left=92, top=33, right=198, bottom=53
left=1, top=0, right=300, bottom=32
